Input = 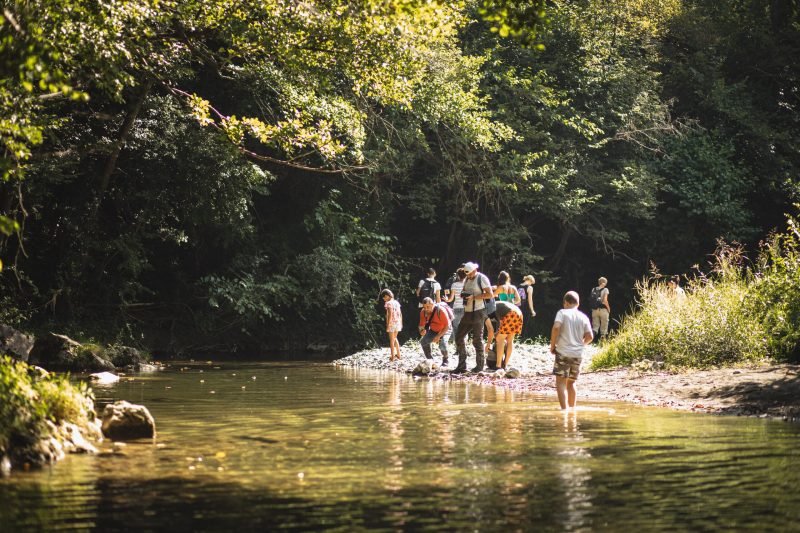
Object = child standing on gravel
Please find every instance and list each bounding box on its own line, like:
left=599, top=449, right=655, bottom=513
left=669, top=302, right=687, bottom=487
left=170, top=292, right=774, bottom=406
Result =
left=381, top=289, right=403, bottom=362
left=550, top=291, right=593, bottom=410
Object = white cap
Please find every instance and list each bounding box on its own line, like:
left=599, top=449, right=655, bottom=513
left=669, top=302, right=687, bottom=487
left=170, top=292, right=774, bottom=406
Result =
left=464, top=261, right=479, bottom=273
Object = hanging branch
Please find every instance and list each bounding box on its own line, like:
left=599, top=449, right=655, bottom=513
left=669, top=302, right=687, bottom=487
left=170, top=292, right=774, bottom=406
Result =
left=166, top=86, right=369, bottom=175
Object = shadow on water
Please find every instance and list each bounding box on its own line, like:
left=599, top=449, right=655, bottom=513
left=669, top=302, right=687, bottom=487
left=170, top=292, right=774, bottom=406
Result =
left=2, top=473, right=586, bottom=532
left=234, top=435, right=279, bottom=445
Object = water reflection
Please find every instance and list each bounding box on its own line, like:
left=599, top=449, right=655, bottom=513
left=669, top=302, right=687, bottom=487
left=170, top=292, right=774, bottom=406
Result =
left=1, top=362, right=800, bottom=531
left=555, top=411, right=593, bottom=531
left=381, top=372, right=405, bottom=493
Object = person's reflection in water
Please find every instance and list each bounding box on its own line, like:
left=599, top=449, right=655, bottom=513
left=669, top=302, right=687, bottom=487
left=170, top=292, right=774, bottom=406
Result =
left=380, top=373, right=405, bottom=493
left=430, top=393, right=457, bottom=493
left=556, top=411, right=593, bottom=531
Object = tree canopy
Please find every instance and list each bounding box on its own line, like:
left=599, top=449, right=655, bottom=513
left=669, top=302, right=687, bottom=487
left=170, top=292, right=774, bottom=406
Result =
left=1, top=0, right=797, bottom=353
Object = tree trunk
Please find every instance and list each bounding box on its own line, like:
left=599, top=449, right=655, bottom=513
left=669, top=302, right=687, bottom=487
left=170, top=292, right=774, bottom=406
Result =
left=443, top=218, right=463, bottom=272
left=547, top=223, right=573, bottom=272
left=88, top=78, right=154, bottom=222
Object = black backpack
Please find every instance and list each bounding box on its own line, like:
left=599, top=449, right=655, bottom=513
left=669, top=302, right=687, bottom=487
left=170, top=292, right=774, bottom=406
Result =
left=418, top=279, right=436, bottom=304
left=443, top=272, right=458, bottom=293
left=590, top=287, right=604, bottom=309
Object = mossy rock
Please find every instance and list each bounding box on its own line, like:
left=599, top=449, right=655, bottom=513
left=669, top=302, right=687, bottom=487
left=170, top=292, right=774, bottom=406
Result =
left=105, top=345, right=150, bottom=369
left=28, top=334, right=114, bottom=372
left=1, top=356, right=100, bottom=472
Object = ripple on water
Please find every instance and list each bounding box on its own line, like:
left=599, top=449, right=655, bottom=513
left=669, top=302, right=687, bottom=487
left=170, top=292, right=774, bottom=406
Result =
left=1, top=362, right=800, bottom=531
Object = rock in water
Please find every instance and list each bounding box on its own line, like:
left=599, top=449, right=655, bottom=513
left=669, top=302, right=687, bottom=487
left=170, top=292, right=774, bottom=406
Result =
left=505, top=367, right=521, bottom=379
left=101, top=401, right=156, bottom=440
left=412, top=360, right=437, bottom=375
left=90, top=371, right=120, bottom=384
left=106, top=345, right=150, bottom=370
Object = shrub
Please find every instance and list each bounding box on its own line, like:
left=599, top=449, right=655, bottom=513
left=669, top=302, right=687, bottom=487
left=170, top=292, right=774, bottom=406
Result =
left=592, top=245, right=768, bottom=370
left=752, top=215, right=800, bottom=361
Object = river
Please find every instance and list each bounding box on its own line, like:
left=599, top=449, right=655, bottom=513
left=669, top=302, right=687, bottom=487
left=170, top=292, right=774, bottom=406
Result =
left=2, top=361, right=799, bottom=531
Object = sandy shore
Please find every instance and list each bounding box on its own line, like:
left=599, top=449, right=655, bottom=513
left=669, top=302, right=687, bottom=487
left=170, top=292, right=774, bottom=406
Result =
left=333, top=341, right=800, bottom=421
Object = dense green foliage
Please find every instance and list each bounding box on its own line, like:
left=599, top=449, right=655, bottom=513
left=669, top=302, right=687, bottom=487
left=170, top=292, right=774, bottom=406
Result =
left=591, top=248, right=768, bottom=369
left=1, top=0, right=798, bottom=354
left=0, top=356, right=95, bottom=464
left=593, top=216, right=800, bottom=369
left=753, top=216, right=800, bottom=360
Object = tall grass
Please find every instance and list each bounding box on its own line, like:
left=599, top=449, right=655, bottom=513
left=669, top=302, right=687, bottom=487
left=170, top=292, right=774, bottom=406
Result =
left=592, top=246, right=768, bottom=370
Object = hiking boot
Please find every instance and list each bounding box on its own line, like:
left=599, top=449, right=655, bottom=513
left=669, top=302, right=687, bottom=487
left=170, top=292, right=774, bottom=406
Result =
left=440, top=358, right=449, bottom=367
left=450, top=364, right=467, bottom=374
left=470, top=365, right=484, bottom=373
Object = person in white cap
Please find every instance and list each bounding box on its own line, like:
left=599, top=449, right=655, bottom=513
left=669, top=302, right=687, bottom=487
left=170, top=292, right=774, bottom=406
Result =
left=452, top=261, right=493, bottom=373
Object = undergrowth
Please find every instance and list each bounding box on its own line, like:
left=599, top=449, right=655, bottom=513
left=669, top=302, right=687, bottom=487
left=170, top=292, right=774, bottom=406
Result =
left=593, top=214, right=800, bottom=369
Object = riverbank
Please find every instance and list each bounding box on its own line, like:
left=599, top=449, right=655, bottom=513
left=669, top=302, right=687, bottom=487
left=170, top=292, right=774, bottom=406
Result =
left=0, top=356, right=101, bottom=475
left=333, top=342, right=800, bottom=421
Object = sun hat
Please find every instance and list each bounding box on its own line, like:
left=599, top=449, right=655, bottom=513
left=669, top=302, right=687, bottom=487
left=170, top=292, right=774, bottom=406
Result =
left=464, top=261, right=479, bottom=273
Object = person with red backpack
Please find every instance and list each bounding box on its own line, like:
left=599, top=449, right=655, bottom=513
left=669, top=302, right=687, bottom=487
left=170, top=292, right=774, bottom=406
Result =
left=418, top=297, right=454, bottom=366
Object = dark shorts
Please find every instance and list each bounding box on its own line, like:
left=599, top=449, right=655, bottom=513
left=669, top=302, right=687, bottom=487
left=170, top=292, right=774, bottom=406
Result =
left=552, top=352, right=582, bottom=380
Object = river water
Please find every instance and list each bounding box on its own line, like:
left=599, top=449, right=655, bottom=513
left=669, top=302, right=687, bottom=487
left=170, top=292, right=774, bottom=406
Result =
left=1, top=361, right=799, bottom=531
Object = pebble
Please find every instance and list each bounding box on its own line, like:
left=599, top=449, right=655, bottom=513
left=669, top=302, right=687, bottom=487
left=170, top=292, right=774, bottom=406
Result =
left=332, top=341, right=597, bottom=378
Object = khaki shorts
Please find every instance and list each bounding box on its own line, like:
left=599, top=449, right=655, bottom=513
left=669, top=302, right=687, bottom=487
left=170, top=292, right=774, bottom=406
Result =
left=553, top=352, right=582, bottom=380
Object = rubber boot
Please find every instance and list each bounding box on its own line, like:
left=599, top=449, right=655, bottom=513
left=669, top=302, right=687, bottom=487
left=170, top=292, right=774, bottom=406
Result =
left=451, top=354, right=467, bottom=374
left=470, top=352, right=485, bottom=373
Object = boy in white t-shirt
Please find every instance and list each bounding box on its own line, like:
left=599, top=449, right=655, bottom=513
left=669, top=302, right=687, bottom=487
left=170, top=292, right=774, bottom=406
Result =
left=549, top=291, right=593, bottom=410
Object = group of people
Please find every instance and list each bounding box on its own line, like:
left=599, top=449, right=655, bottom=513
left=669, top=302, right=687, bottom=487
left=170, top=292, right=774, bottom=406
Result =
left=380, top=265, right=623, bottom=410
left=380, top=263, right=536, bottom=370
